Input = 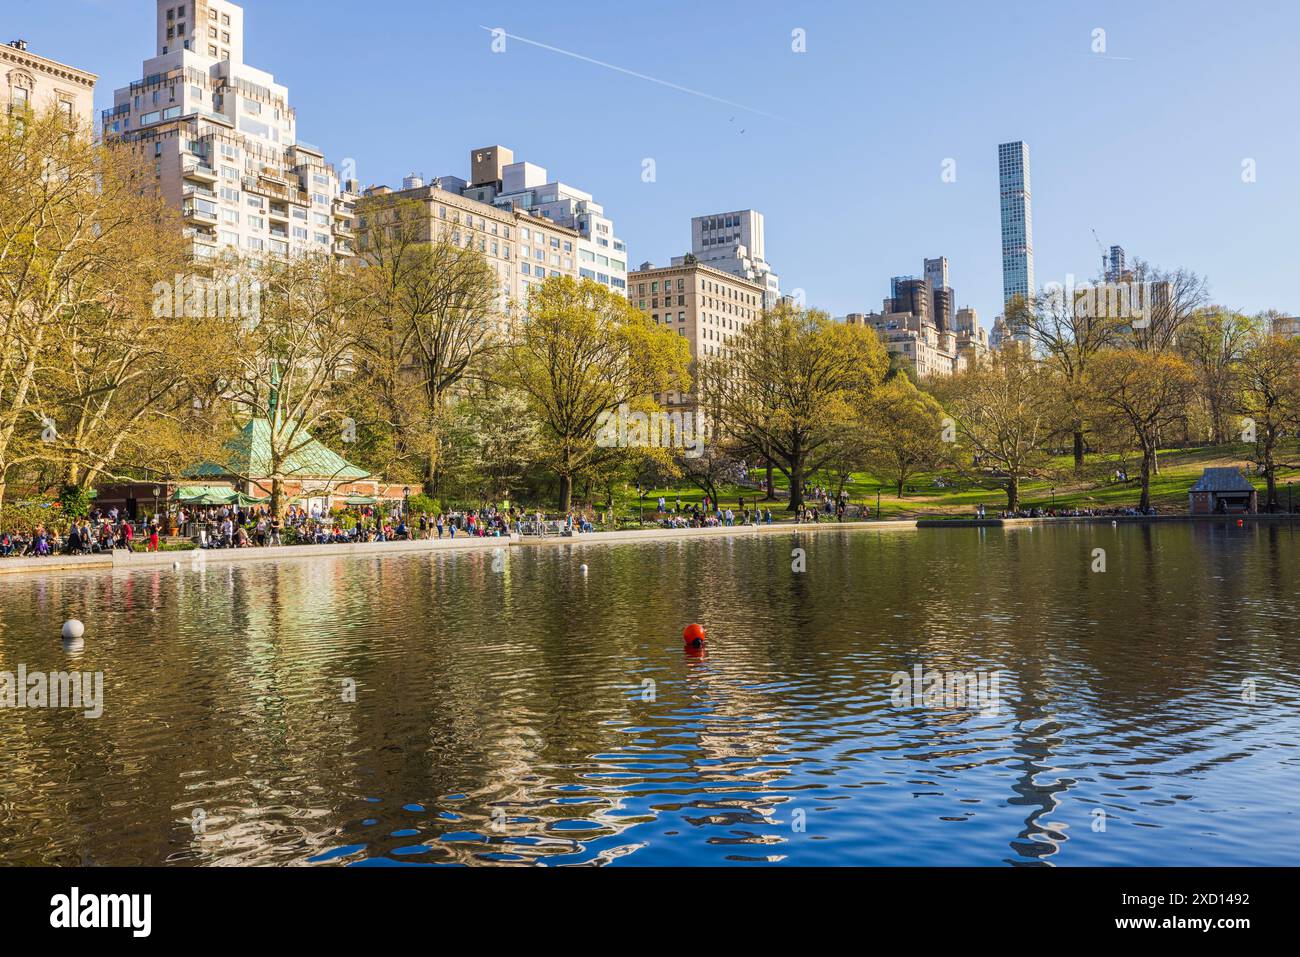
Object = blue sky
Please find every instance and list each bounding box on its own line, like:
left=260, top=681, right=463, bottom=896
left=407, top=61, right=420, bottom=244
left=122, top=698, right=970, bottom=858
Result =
left=11, top=0, right=1300, bottom=324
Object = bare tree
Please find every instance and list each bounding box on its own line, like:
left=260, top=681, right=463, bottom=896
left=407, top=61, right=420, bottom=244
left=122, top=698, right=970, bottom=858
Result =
left=355, top=196, right=502, bottom=496
left=1125, top=259, right=1210, bottom=353
left=1011, top=279, right=1126, bottom=471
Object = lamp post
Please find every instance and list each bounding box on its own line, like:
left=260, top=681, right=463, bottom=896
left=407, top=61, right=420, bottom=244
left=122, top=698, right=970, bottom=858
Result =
left=152, top=486, right=160, bottom=525
left=403, top=486, right=410, bottom=517
left=1050, top=486, right=1056, bottom=511
left=1289, top=481, right=1294, bottom=514
left=638, top=485, right=645, bottom=527
left=876, top=488, right=882, bottom=520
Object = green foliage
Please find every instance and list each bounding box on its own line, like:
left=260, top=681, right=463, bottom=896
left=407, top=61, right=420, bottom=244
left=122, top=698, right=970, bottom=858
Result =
left=58, top=484, right=94, bottom=518
left=0, top=502, right=56, bottom=533
left=407, top=493, right=440, bottom=515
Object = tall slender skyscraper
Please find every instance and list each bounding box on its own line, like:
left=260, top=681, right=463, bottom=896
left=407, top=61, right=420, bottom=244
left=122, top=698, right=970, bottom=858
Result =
left=998, top=141, right=1034, bottom=334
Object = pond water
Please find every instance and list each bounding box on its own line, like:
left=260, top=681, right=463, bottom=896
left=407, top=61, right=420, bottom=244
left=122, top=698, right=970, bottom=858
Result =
left=1, top=522, right=1297, bottom=866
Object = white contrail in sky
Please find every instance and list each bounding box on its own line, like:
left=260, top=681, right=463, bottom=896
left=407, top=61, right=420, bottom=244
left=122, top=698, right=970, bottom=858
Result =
left=479, top=25, right=786, bottom=121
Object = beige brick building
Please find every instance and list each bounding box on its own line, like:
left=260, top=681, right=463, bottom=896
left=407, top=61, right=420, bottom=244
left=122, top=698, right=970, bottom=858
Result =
left=1, top=39, right=96, bottom=129
left=355, top=178, right=582, bottom=325
left=627, top=260, right=766, bottom=412
left=846, top=311, right=963, bottom=379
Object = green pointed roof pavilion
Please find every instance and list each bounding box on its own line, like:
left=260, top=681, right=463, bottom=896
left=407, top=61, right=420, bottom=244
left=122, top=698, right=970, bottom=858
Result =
left=189, top=419, right=369, bottom=483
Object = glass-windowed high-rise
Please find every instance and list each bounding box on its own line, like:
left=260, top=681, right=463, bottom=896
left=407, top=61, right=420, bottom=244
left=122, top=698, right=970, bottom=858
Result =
left=998, top=141, right=1034, bottom=332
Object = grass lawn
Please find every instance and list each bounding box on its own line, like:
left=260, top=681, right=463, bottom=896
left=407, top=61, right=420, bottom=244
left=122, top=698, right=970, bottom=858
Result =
left=610, top=441, right=1300, bottom=522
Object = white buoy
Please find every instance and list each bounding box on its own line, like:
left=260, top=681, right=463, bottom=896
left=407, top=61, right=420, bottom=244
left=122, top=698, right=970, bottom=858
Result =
left=172, top=561, right=181, bottom=570
left=1111, top=520, right=1118, bottom=527
left=580, top=564, right=589, bottom=574
left=62, top=619, right=85, bottom=640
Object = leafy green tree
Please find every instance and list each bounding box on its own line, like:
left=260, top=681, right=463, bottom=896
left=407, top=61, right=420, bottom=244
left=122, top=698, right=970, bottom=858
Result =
left=500, top=276, right=690, bottom=511
left=704, top=303, right=888, bottom=512
left=864, top=376, right=947, bottom=498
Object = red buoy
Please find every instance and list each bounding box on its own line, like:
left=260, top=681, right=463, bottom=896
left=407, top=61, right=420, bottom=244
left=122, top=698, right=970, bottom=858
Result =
left=683, top=623, right=707, bottom=647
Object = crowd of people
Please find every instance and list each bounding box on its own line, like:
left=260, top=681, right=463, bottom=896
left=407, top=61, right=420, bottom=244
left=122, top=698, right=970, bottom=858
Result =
left=644, top=488, right=859, bottom=529
left=0, top=500, right=525, bottom=559
left=991, top=504, right=1159, bottom=519
left=183, top=501, right=516, bottom=549
left=0, top=508, right=159, bottom=557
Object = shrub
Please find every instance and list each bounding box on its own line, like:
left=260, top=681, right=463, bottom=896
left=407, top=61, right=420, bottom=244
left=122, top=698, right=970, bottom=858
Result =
left=0, top=502, right=56, bottom=534
left=407, top=493, right=439, bottom=515
left=59, top=485, right=94, bottom=518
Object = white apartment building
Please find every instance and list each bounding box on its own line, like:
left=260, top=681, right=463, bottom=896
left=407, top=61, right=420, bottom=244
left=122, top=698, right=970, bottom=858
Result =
left=2, top=39, right=97, bottom=128
left=103, top=0, right=355, bottom=262
left=678, top=209, right=781, bottom=310
left=453, top=146, right=628, bottom=296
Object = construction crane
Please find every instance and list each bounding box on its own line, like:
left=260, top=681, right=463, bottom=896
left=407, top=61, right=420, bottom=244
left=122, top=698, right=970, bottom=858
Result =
left=1091, top=228, right=1107, bottom=278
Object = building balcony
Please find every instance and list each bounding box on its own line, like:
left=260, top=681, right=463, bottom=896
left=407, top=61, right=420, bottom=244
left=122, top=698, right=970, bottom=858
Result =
left=243, top=175, right=309, bottom=205
left=182, top=159, right=218, bottom=182
left=182, top=203, right=218, bottom=224
left=182, top=182, right=216, bottom=200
